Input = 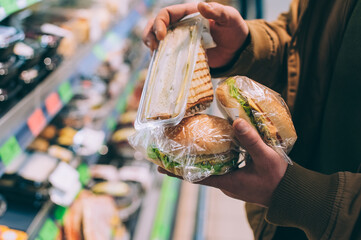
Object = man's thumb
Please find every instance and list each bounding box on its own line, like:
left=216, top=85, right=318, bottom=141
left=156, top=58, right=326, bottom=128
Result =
left=233, top=119, right=269, bottom=159
left=197, top=2, right=230, bottom=25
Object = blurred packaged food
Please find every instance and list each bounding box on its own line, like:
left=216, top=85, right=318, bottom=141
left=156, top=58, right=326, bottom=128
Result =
left=0, top=26, right=24, bottom=62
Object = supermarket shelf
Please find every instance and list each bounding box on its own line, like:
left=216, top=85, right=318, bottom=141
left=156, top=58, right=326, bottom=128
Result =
left=194, top=185, right=208, bottom=240
left=0, top=1, right=151, bottom=237
left=0, top=41, right=93, bottom=146
left=82, top=50, right=151, bottom=166
left=133, top=172, right=163, bottom=240
left=24, top=54, right=150, bottom=240
left=150, top=176, right=182, bottom=240
left=0, top=6, right=147, bottom=176
left=134, top=175, right=182, bottom=240
left=173, top=182, right=199, bottom=240
left=26, top=200, right=55, bottom=240
left=0, top=0, right=41, bottom=21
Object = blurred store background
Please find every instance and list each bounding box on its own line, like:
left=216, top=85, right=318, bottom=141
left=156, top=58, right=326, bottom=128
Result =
left=0, top=0, right=291, bottom=239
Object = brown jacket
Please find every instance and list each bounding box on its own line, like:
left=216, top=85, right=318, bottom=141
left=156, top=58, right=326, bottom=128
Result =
left=212, top=0, right=361, bottom=239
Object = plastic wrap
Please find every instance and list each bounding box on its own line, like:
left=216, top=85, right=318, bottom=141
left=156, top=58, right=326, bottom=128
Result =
left=216, top=76, right=297, bottom=163
left=135, top=13, right=215, bottom=130
left=0, top=26, right=24, bottom=62
left=129, top=114, right=243, bottom=182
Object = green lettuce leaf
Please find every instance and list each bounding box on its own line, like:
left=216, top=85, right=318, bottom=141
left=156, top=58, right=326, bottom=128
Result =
left=147, top=146, right=237, bottom=175
left=226, top=77, right=277, bottom=145
left=226, top=77, right=257, bottom=127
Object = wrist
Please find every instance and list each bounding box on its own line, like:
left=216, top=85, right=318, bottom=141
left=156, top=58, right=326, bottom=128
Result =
left=209, top=33, right=251, bottom=71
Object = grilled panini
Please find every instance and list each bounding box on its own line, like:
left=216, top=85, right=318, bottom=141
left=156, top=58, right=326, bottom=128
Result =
left=185, top=45, right=213, bottom=116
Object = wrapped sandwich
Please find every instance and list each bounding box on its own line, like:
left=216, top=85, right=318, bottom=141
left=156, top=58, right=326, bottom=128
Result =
left=129, top=114, right=242, bottom=182
left=135, top=13, right=215, bottom=129
left=64, top=190, right=127, bottom=240
left=216, top=76, right=297, bottom=162
left=130, top=14, right=245, bottom=182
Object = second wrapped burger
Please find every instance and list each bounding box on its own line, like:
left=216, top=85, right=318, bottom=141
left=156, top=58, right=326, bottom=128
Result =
left=130, top=114, right=241, bottom=182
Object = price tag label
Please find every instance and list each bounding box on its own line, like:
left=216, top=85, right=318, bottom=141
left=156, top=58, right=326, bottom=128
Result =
left=116, top=96, right=127, bottom=113
left=58, top=82, right=73, bottom=103
left=125, top=82, right=134, bottom=95
left=2, top=0, right=18, bottom=14
left=92, top=44, right=107, bottom=61
left=77, top=163, right=90, bottom=186
left=106, top=116, right=117, bottom=131
left=45, top=92, right=62, bottom=117
left=54, top=205, right=68, bottom=225
left=27, top=108, right=46, bottom=136
left=37, top=218, right=59, bottom=240
left=106, top=32, right=120, bottom=43
left=0, top=136, right=21, bottom=166
left=26, top=0, right=39, bottom=5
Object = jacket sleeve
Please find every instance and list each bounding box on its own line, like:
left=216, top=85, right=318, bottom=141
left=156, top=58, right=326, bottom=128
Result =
left=210, top=0, right=300, bottom=92
left=266, top=163, right=361, bottom=240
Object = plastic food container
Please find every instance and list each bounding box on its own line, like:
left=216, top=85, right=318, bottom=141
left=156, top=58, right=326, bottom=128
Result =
left=135, top=13, right=209, bottom=129
left=0, top=56, right=23, bottom=88
left=0, top=26, right=24, bottom=62
left=14, top=40, right=46, bottom=70
left=0, top=83, right=23, bottom=113
left=91, top=180, right=142, bottom=221
left=18, top=153, right=58, bottom=183
left=0, top=56, right=24, bottom=110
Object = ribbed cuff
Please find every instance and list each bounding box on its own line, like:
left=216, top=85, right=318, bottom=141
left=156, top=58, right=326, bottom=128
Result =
left=266, top=163, right=340, bottom=240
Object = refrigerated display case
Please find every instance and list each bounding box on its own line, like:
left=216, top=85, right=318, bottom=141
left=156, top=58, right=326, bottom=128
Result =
left=0, top=0, right=217, bottom=239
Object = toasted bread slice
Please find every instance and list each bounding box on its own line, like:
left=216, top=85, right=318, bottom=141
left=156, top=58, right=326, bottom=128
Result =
left=186, top=45, right=213, bottom=115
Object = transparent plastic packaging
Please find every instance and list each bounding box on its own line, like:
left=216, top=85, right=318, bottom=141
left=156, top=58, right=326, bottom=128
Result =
left=0, top=26, right=24, bottom=62
left=216, top=76, right=297, bottom=163
left=135, top=13, right=214, bottom=130
left=129, top=114, right=243, bottom=182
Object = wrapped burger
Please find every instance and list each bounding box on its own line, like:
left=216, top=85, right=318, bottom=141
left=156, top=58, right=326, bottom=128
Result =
left=216, top=76, right=297, bottom=163
left=129, top=114, right=242, bottom=182
left=129, top=14, right=248, bottom=182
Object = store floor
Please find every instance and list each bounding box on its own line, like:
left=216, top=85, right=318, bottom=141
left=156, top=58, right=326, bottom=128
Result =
left=172, top=180, right=254, bottom=240
left=204, top=188, right=254, bottom=240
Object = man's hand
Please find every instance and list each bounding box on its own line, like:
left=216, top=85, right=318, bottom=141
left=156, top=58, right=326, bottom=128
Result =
left=158, top=118, right=288, bottom=207
left=143, top=2, right=249, bottom=68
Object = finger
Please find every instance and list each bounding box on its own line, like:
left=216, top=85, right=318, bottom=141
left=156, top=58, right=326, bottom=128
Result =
left=194, top=171, right=237, bottom=189
left=153, top=3, right=198, bottom=40
left=157, top=167, right=183, bottom=180
left=233, top=118, right=270, bottom=160
left=194, top=174, right=222, bottom=187
left=157, top=166, right=173, bottom=175
left=143, top=18, right=158, bottom=51
left=198, top=2, right=236, bottom=25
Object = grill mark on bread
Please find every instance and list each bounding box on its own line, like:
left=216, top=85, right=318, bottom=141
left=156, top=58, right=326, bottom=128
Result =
left=186, top=45, right=213, bottom=115
left=195, top=73, right=212, bottom=79
left=189, top=87, right=213, bottom=95
left=194, top=67, right=209, bottom=73
left=186, top=101, right=212, bottom=115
